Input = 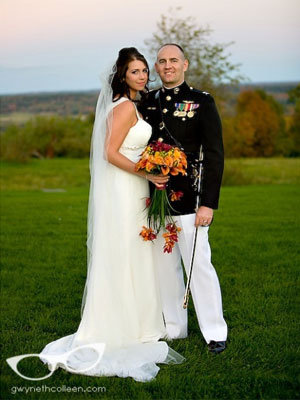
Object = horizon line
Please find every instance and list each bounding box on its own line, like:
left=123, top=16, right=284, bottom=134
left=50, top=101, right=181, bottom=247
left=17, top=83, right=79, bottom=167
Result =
left=1, top=80, right=299, bottom=97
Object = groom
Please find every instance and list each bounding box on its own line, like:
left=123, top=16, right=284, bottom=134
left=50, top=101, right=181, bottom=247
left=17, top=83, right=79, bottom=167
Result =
left=140, top=43, right=227, bottom=354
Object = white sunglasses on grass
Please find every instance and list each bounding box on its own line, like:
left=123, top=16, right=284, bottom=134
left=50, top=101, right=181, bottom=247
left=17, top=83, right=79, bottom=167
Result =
left=6, top=343, right=105, bottom=381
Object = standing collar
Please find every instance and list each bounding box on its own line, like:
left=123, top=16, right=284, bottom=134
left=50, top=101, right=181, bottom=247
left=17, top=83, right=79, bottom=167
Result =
left=161, top=81, right=189, bottom=94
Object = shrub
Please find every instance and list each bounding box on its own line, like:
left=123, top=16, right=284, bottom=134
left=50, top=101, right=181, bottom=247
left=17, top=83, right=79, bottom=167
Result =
left=0, top=115, right=93, bottom=161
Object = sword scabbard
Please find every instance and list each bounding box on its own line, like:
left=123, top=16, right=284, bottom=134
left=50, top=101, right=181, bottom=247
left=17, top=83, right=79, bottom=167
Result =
left=182, top=145, right=204, bottom=309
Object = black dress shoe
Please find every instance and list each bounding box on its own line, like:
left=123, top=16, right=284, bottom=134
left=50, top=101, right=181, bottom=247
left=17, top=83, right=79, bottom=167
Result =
left=207, top=340, right=226, bottom=354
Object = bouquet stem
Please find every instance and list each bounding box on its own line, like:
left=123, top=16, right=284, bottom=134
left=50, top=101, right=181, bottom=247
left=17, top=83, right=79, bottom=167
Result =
left=147, top=188, right=177, bottom=232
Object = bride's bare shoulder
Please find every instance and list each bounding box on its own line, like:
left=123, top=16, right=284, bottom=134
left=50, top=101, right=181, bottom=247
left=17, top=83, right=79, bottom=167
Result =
left=112, top=98, right=135, bottom=118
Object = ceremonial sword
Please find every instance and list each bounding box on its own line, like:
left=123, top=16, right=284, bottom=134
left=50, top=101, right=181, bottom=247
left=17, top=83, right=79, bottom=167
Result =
left=183, top=144, right=204, bottom=309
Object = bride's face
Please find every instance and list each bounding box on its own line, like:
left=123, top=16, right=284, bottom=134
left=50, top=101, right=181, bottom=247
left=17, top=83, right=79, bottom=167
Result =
left=125, top=60, right=148, bottom=94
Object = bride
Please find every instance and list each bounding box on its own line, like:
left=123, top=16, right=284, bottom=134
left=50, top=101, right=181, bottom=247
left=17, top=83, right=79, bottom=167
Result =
left=39, top=47, right=184, bottom=382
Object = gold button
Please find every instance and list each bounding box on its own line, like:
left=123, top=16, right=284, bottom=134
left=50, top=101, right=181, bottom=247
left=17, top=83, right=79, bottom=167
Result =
left=182, top=118, right=186, bottom=121
left=166, top=95, right=171, bottom=101
left=163, top=108, right=168, bottom=113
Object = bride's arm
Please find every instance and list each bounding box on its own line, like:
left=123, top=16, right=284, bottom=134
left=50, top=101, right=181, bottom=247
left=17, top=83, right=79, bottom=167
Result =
left=106, top=101, right=169, bottom=187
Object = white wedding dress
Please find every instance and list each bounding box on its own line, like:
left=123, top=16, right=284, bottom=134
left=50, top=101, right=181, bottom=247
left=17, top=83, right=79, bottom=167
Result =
left=39, top=97, right=184, bottom=382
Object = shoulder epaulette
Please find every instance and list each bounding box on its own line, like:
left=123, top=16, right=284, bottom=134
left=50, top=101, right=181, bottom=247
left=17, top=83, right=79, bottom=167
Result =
left=189, top=87, right=210, bottom=96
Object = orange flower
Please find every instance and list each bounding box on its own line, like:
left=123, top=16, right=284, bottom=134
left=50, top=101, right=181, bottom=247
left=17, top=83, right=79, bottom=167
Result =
left=145, top=161, right=155, bottom=172
left=170, top=168, right=179, bottom=176
left=163, top=241, right=175, bottom=253
left=161, top=166, right=170, bottom=175
left=170, top=191, right=184, bottom=201
left=135, top=158, right=147, bottom=171
left=181, top=157, right=187, bottom=168
left=134, top=142, right=187, bottom=178
left=139, top=226, right=157, bottom=242
left=164, top=155, right=174, bottom=167
left=163, top=231, right=179, bottom=242
left=153, top=151, right=164, bottom=165
left=166, top=223, right=181, bottom=232
left=173, top=149, right=181, bottom=160
left=176, top=164, right=187, bottom=175
left=162, top=223, right=181, bottom=253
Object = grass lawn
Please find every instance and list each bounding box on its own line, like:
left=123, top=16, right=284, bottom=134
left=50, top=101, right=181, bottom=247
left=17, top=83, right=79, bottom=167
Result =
left=0, top=157, right=299, bottom=190
left=0, top=159, right=299, bottom=399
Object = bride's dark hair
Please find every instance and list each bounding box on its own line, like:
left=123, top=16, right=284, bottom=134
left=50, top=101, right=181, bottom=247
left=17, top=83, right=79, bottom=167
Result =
left=111, top=47, right=150, bottom=102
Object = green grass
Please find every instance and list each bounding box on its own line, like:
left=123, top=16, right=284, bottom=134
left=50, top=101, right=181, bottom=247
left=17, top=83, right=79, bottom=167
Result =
left=0, top=158, right=90, bottom=190
left=0, top=157, right=299, bottom=191
left=223, top=158, right=300, bottom=185
left=0, top=160, right=299, bottom=399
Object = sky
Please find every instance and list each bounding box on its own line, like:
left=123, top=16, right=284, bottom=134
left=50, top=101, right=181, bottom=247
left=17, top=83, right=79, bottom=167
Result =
left=1, top=0, right=299, bottom=94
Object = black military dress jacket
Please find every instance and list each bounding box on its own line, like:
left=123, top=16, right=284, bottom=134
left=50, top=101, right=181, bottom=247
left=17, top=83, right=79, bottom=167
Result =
left=139, top=81, right=224, bottom=215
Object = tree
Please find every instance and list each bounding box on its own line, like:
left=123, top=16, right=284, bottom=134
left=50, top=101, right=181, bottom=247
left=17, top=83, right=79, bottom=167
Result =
left=287, top=84, right=300, bottom=156
left=144, top=7, right=244, bottom=100
left=233, top=90, right=282, bottom=157
left=288, top=84, right=300, bottom=104
left=255, top=89, right=286, bottom=155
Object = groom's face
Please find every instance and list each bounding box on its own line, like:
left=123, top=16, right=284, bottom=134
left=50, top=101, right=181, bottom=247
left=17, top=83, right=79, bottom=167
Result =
left=155, top=45, right=188, bottom=88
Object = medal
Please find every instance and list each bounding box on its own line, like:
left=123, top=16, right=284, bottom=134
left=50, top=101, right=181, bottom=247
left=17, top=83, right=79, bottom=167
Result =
left=174, top=102, right=199, bottom=118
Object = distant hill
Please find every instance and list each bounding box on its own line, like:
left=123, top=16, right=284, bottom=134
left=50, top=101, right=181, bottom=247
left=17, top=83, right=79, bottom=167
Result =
left=0, top=82, right=298, bottom=119
left=0, top=90, right=99, bottom=117
left=231, top=81, right=298, bottom=107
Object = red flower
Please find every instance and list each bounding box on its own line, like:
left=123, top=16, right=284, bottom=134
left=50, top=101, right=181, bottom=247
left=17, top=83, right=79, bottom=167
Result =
left=161, top=143, right=172, bottom=151
left=166, top=223, right=182, bottom=234
left=162, top=223, right=182, bottom=253
left=139, top=226, right=157, bottom=242
left=150, top=140, right=173, bottom=152
left=170, top=190, right=184, bottom=202
left=145, top=197, right=151, bottom=208
left=163, top=241, right=175, bottom=253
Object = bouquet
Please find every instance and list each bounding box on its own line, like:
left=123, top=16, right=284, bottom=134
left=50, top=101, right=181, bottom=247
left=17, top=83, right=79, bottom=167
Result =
left=135, top=139, right=187, bottom=253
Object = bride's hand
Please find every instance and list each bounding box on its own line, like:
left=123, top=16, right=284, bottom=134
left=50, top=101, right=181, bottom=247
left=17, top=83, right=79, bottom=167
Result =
left=146, top=173, right=169, bottom=189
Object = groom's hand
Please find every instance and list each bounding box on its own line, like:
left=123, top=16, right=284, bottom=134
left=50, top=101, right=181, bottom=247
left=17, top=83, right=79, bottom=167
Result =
left=195, top=206, right=213, bottom=227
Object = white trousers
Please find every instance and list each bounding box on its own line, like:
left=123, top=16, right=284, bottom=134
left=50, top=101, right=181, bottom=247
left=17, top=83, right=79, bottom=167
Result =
left=153, top=213, right=227, bottom=343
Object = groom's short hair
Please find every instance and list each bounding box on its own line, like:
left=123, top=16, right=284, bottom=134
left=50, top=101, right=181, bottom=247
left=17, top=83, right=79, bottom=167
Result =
left=157, top=43, right=185, bottom=58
